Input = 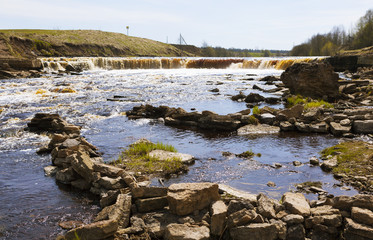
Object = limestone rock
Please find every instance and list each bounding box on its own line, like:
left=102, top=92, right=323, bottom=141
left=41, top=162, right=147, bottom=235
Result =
left=70, top=150, right=94, bottom=182
left=164, top=224, right=210, bottom=240
left=71, top=178, right=91, bottom=190
left=330, top=122, right=351, bottom=136
left=210, top=200, right=227, bottom=236
left=135, top=196, right=168, bottom=213
left=333, top=195, right=355, bottom=211
left=148, top=150, right=195, bottom=164
left=257, top=194, right=276, bottom=219
left=98, top=176, right=125, bottom=190
left=44, top=165, right=58, bottom=176
left=277, top=104, right=304, bottom=120
left=320, top=156, right=338, bottom=172
left=230, top=223, right=277, bottom=240
left=237, top=124, right=280, bottom=135
left=55, top=167, right=77, bottom=184
left=65, top=219, right=118, bottom=240
left=282, top=214, right=304, bottom=225
left=93, top=163, right=124, bottom=178
left=227, top=208, right=260, bottom=228
left=132, top=186, right=168, bottom=199
left=351, top=207, right=373, bottom=227
left=282, top=192, right=310, bottom=216
left=345, top=218, right=373, bottom=239
left=286, top=224, right=305, bottom=240
left=353, top=194, right=373, bottom=211
left=167, top=182, right=220, bottom=216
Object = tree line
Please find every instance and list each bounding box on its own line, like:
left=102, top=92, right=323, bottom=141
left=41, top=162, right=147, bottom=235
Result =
left=291, top=9, right=373, bottom=56
left=200, top=45, right=289, bottom=57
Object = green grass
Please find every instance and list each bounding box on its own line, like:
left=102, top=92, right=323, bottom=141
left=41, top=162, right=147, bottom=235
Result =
left=247, top=115, right=259, bottom=125
left=112, top=141, right=184, bottom=174
left=252, top=106, right=260, bottom=115
left=286, top=95, right=334, bottom=109
left=0, top=29, right=192, bottom=58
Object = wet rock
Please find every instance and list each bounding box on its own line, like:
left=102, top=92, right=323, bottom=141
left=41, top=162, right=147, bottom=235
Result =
left=244, top=93, right=265, bottom=103
left=231, top=92, right=246, bottom=101
left=280, top=62, right=339, bottom=100
left=100, top=190, right=121, bottom=208
left=210, top=200, right=227, bottom=236
left=237, top=124, right=280, bottom=135
left=294, top=122, right=310, bottom=132
left=65, top=219, right=118, bottom=240
left=279, top=121, right=294, bottom=131
left=135, top=196, right=168, bottom=213
left=282, top=192, right=310, bottom=217
left=164, top=224, right=210, bottom=240
left=353, top=120, right=373, bottom=134
left=267, top=181, right=276, bottom=187
left=230, top=223, right=277, bottom=240
left=292, top=161, right=302, bottom=166
left=167, top=182, right=220, bottom=216
left=259, top=113, right=276, bottom=125
left=71, top=178, right=91, bottom=190
left=55, top=167, right=77, bottom=184
left=148, top=150, right=195, bottom=165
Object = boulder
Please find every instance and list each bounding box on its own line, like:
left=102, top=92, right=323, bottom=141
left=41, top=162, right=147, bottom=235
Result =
left=98, top=176, right=125, bottom=190
left=309, top=122, right=329, bottom=133
left=230, top=223, right=278, bottom=240
left=93, top=163, right=124, bottom=178
left=353, top=194, right=373, bottom=211
left=280, top=62, right=339, bottom=100
left=282, top=214, right=304, bottom=225
left=164, top=224, right=210, bottom=240
left=44, top=165, right=58, bottom=176
left=286, top=224, right=305, bottom=240
left=282, top=192, right=310, bottom=217
left=148, top=150, right=195, bottom=164
left=64, top=219, right=118, bottom=240
left=167, top=182, right=220, bottom=216
left=333, top=195, right=355, bottom=211
left=210, top=200, right=228, bottom=236
left=55, top=167, right=77, bottom=184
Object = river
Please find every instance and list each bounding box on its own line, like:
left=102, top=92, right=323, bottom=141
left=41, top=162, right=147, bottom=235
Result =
left=0, top=57, right=357, bottom=239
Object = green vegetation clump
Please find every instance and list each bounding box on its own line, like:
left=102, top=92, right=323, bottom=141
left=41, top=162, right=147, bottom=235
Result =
left=248, top=115, right=259, bottom=125
left=286, top=95, right=333, bottom=109
left=252, top=106, right=260, bottom=115
left=321, top=141, right=373, bottom=175
left=112, top=140, right=183, bottom=174
left=237, top=150, right=261, bottom=158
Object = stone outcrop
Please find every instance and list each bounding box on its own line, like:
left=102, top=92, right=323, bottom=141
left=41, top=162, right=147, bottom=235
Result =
left=281, top=62, right=340, bottom=100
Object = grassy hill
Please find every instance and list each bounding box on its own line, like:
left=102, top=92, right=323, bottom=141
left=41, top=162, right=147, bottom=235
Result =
left=0, top=29, right=193, bottom=59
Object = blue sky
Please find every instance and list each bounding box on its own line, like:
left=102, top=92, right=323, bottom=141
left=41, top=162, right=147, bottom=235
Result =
left=0, top=0, right=371, bottom=50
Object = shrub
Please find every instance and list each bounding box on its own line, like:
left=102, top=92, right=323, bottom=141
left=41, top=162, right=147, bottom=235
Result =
left=252, top=106, right=260, bottom=115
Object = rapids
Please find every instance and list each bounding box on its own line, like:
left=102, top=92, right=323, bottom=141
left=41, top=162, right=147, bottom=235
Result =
left=0, top=57, right=356, bottom=239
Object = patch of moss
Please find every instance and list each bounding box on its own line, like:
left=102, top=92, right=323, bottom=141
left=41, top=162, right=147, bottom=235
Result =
left=321, top=141, right=373, bottom=175
left=286, top=95, right=333, bottom=109
left=248, top=115, right=259, bottom=125
left=237, top=150, right=261, bottom=158
left=252, top=105, right=260, bottom=115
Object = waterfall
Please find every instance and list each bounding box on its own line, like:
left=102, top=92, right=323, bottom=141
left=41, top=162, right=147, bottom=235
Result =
left=40, top=57, right=324, bottom=72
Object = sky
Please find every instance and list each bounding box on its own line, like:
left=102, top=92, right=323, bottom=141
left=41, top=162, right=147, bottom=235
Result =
left=0, top=0, right=372, bottom=50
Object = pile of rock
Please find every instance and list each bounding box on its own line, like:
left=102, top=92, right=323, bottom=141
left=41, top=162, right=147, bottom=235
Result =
left=26, top=114, right=373, bottom=240
left=277, top=105, right=373, bottom=136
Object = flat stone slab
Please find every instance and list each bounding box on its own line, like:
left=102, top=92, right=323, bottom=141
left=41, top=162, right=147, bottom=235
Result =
left=148, top=150, right=195, bottom=164
left=218, top=184, right=257, bottom=203
left=237, top=124, right=280, bottom=135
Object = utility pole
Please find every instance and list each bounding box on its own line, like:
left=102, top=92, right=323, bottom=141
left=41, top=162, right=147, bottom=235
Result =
left=126, top=26, right=129, bottom=36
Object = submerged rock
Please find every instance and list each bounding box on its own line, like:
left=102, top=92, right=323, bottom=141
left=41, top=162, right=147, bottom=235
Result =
left=237, top=124, right=280, bottom=135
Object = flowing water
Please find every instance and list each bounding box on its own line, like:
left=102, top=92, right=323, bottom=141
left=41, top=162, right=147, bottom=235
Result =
left=0, top=57, right=357, bottom=239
